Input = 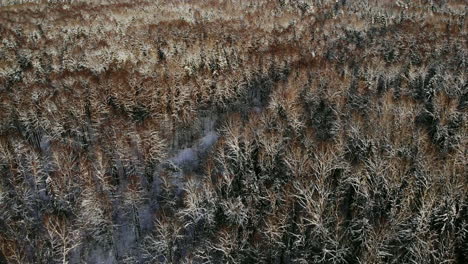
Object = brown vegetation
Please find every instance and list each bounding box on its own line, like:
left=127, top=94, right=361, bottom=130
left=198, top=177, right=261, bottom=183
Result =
left=0, top=0, right=467, bottom=263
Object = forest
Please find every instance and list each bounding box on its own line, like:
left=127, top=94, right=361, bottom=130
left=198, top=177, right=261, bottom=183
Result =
left=0, top=0, right=467, bottom=263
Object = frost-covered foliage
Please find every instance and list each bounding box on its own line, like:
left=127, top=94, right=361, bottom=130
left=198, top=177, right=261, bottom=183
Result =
left=0, top=0, right=467, bottom=263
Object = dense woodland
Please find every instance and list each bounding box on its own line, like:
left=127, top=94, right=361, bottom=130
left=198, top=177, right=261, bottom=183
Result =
left=0, top=0, right=467, bottom=263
